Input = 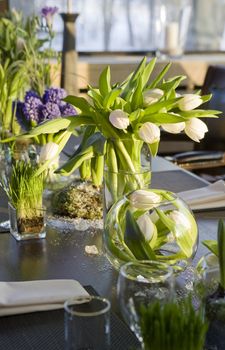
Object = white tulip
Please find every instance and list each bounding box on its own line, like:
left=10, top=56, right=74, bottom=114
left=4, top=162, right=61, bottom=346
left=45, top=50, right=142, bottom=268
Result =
left=167, top=210, right=191, bottom=238
left=137, top=213, right=156, bottom=241
left=16, top=37, right=26, bottom=51
left=109, top=109, right=130, bottom=130
left=178, top=94, right=202, bottom=111
left=161, top=122, right=185, bottom=134
left=129, top=189, right=162, bottom=210
left=138, top=122, right=160, bottom=144
left=184, top=117, right=208, bottom=142
left=39, top=142, right=59, bottom=164
left=143, top=88, right=164, bottom=106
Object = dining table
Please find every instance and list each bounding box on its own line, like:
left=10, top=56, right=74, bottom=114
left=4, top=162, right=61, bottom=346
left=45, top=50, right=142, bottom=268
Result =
left=0, top=156, right=224, bottom=350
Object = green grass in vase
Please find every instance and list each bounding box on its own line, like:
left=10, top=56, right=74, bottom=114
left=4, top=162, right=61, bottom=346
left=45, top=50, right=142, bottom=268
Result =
left=140, top=297, right=208, bottom=350
left=1, top=160, right=44, bottom=220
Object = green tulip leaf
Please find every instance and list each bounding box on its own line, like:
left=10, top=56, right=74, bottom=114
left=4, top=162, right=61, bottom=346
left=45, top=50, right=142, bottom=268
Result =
left=124, top=210, right=156, bottom=260
left=103, top=88, right=122, bottom=109
left=99, top=65, right=111, bottom=96
left=218, top=219, right=225, bottom=289
left=202, top=240, right=218, bottom=256
left=64, top=95, right=94, bottom=116
left=148, top=62, right=172, bottom=88
left=141, top=57, right=157, bottom=89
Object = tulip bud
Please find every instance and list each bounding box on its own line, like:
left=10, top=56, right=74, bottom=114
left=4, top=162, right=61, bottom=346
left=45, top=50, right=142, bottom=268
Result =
left=109, top=109, right=130, bottom=130
left=138, top=122, right=160, bottom=144
left=178, top=94, right=202, bottom=111
left=129, top=189, right=162, bottom=210
left=143, top=88, right=164, bottom=106
left=137, top=213, right=156, bottom=241
left=161, top=122, right=185, bottom=134
left=184, top=117, right=208, bottom=142
left=39, top=142, right=59, bottom=164
left=167, top=210, right=191, bottom=238
left=16, top=37, right=26, bottom=52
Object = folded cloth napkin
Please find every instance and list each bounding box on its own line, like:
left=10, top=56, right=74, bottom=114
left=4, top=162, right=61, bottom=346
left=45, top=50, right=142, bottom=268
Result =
left=0, top=279, right=89, bottom=316
left=178, top=180, right=225, bottom=211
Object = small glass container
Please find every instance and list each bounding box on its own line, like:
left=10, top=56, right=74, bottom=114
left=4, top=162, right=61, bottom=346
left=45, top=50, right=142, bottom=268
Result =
left=8, top=203, right=46, bottom=241
left=117, top=260, right=174, bottom=342
left=64, top=295, right=111, bottom=350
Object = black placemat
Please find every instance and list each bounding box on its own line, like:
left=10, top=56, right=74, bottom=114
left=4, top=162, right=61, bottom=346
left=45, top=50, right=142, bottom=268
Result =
left=0, top=286, right=140, bottom=350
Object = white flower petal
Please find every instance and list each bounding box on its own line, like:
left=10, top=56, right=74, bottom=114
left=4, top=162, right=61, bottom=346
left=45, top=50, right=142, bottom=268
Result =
left=109, top=109, right=130, bottom=130
left=167, top=210, right=191, bottom=238
left=161, top=122, right=185, bottom=134
left=137, top=213, right=155, bottom=241
left=138, top=122, right=160, bottom=144
left=39, top=142, right=59, bottom=163
left=129, top=189, right=162, bottom=210
left=178, top=94, right=202, bottom=111
left=184, top=118, right=208, bottom=142
left=143, top=88, right=164, bottom=106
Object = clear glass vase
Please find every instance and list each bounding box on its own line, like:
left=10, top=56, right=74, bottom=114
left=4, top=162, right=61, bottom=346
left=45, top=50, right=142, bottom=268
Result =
left=117, top=260, right=174, bottom=343
left=103, top=188, right=198, bottom=270
left=152, top=0, right=192, bottom=58
left=104, top=139, right=151, bottom=212
left=8, top=203, right=46, bottom=241
left=196, top=254, right=225, bottom=350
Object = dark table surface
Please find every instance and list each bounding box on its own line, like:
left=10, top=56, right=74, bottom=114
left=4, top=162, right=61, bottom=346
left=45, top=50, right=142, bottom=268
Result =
left=0, top=158, right=223, bottom=299
left=0, top=157, right=224, bottom=349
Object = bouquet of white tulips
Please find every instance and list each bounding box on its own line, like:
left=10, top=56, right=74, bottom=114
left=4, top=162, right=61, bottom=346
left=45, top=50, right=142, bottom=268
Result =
left=104, top=188, right=198, bottom=268
left=5, top=57, right=220, bottom=198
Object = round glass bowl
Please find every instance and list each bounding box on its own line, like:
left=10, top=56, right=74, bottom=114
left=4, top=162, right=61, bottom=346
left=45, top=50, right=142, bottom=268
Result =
left=103, top=188, right=198, bottom=270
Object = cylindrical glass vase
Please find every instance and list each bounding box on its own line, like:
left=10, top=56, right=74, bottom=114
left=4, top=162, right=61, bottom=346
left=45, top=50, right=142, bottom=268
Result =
left=152, top=0, right=192, bottom=58
left=104, top=139, right=151, bottom=212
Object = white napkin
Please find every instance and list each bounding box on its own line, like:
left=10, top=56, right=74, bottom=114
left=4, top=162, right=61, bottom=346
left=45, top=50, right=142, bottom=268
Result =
left=0, top=279, right=89, bottom=316
left=178, top=180, right=225, bottom=211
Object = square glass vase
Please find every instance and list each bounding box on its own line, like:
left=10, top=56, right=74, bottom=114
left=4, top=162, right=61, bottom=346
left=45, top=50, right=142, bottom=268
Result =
left=8, top=203, right=46, bottom=241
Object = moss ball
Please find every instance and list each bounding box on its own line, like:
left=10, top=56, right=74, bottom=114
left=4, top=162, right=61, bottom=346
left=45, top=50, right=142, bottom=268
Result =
left=51, top=181, right=103, bottom=220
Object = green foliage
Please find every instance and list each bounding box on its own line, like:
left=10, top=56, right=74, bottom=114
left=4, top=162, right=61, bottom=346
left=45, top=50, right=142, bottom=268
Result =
left=0, top=61, right=29, bottom=135
left=0, top=9, right=60, bottom=136
left=218, top=219, right=225, bottom=289
left=0, top=9, right=58, bottom=95
left=140, top=297, right=208, bottom=350
left=202, top=219, right=225, bottom=289
left=124, top=210, right=156, bottom=260
left=0, top=161, right=44, bottom=219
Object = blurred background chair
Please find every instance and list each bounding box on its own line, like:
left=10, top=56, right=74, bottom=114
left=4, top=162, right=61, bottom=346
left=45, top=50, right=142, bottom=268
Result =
left=162, top=65, right=225, bottom=182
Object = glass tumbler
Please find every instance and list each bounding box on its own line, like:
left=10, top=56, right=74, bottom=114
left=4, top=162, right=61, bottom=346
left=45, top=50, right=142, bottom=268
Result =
left=64, top=295, right=111, bottom=350
left=117, top=260, right=174, bottom=343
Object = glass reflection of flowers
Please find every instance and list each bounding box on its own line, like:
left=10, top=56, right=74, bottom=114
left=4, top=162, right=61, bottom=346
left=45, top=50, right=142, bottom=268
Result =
left=104, top=188, right=198, bottom=268
left=15, top=58, right=220, bottom=190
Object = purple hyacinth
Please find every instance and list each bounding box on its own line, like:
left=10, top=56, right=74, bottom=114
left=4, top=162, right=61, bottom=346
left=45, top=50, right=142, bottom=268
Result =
left=39, top=102, right=61, bottom=120
left=16, top=88, right=77, bottom=131
left=22, top=91, right=43, bottom=124
left=15, top=101, right=31, bottom=131
left=41, top=6, right=58, bottom=19
left=43, top=88, right=67, bottom=104
left=60, top=103, right=77, bottom=117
